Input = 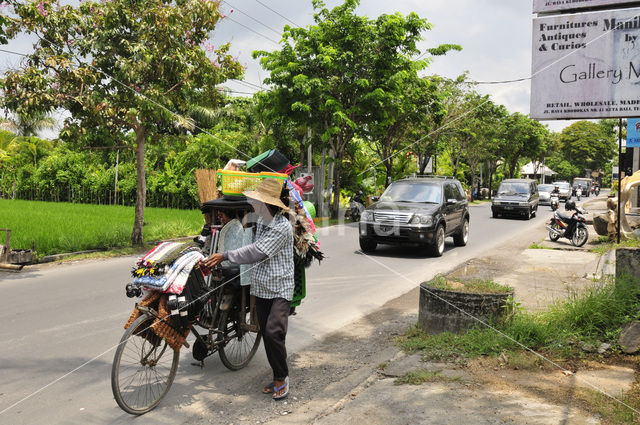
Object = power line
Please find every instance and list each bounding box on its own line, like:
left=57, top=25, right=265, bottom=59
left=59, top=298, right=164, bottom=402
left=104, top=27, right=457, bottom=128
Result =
left=225, top=16, right=280, bottom=45
left=221, top=1, right=282, bottom=36
left=231, top=78, right=267, bottom=91
left=254, top=0, right=301, bottom=28
left=472, top=77, right=531, bottom=85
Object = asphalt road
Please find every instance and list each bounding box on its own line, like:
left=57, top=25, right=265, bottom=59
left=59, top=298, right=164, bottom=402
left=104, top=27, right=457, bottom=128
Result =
left=0, top=201, right=555, bottom=424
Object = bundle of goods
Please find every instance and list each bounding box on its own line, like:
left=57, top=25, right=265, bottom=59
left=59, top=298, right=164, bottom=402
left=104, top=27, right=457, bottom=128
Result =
left=124, top=242, right=211, bottom=347
left=130, top=241, right=204, bottom=294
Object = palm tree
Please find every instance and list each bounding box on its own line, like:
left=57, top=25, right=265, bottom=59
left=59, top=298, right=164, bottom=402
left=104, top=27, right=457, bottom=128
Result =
left=1, top=112, right=57, bottom=137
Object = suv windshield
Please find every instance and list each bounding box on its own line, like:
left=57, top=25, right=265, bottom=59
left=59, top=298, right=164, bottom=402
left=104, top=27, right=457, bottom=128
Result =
left=380, top=182, right=442, bottom=203
left=538, top=184, right=553, bottom=192
left=497, top=182, right=530, bottom=195
left=556, top=183, right=570, bottom=190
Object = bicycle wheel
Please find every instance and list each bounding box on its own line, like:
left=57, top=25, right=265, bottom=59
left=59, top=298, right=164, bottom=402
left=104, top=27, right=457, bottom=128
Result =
left=111, top=313, right=180, bottom=415
left=218, top=308, right=261, bottom=371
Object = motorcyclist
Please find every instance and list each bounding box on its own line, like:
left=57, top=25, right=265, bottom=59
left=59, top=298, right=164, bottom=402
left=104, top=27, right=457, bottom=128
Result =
left=347, top=190, right=365, bottom=221
left=352, top=190, right=364, bottom=205
left=551, top=185, right=560, bottom=196
left=576, top=184, right=583, bottom=199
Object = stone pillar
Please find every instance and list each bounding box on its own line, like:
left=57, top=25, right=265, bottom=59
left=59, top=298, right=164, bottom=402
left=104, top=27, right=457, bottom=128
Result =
left=616, top=248, right=640, bottom=284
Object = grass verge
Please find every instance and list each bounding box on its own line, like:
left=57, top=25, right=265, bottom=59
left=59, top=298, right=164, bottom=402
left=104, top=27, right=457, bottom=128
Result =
left=0, top=199, right=203, bottom=258
left=426, top=275, right=512, bottom=294
left=398, top=275, right=640, bottom=361
left=589, top=236, right=640, bottom=256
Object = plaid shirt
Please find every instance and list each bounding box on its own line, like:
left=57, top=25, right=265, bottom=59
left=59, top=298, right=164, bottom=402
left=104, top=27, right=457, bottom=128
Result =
left=251, top=213, right=295, bottom=301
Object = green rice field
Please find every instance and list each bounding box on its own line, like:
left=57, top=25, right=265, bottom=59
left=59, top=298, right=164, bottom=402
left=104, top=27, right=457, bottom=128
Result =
left=0, top=199, right=204, bottom=258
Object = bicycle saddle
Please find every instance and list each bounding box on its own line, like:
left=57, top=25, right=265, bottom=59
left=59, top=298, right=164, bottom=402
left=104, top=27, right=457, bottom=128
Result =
left=221, top=264, right=240, bottom=279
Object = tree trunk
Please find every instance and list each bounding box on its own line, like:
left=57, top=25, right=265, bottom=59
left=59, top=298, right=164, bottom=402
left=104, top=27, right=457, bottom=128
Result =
left=384, top=157, right=393, bottom=188
left=131, top=125, right=146, bottom=246
left=331, top=159, right=342, bottom=219
left=299, top=132, right=306, bottom=166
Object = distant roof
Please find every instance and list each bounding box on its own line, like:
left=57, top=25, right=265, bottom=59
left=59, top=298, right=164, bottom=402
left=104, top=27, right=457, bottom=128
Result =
left=521, top=161, right=557, bottom=176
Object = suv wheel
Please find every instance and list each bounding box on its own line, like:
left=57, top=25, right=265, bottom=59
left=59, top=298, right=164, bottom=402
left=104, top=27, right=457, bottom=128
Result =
left=453, top=217, right=469, bottom=247
left=359, top=237, right=377, bottom=253
left=429, top=225, right=445, bottom=257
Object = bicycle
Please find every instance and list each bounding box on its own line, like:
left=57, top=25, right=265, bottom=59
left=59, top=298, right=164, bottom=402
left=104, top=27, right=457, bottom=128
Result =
left=111, top=198, right=261, bottom=415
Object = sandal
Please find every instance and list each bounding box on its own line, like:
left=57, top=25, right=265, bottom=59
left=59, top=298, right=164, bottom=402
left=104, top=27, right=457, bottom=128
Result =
left=272, top=377, right=289, bottom=400
left=262, top=382, right=275, bottom=394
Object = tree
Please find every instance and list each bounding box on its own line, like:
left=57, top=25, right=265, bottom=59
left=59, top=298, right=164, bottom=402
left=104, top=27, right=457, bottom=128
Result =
left=559, top=121, right=617, bottom=175
left=3, top=0, right=243, bottom=244
left=361, top=13, right=459, bottom=186
left=413, top=75, right=470, bottom=176
left=498, top=113, right=547, bottom=178
left=255, top=0, right=457, bottom=218
left=0, top=10, right=10, bottom=45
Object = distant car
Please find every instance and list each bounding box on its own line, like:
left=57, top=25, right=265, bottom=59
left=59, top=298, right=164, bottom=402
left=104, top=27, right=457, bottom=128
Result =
left=572, top=178, right=592, bottom=197
left=491, top=179, right=539, bottom=219
left=358, top=176, right=470, bottom=257
left=553, top=181, right=572, bottom=201
left=537, top=184, right=554, bottom=205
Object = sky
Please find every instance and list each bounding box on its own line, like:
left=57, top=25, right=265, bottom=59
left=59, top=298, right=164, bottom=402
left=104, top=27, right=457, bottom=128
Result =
left=1, top=0, right=576, bottom=133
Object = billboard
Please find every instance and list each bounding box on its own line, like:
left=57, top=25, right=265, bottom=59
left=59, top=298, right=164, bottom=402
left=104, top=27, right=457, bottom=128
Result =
left=531, top=8, right=640, bottom=120
left=533, top=0, right=640, bottom=14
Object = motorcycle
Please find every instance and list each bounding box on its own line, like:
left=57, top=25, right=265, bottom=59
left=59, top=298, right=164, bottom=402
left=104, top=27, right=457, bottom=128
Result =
left=592, top=185, right=600, bottom=196
left=550, top=193, right=559, bottom=211
left=576, top=186, right=583, bottom=201
left=546, top=203, right=589, bottom=247
left=346, top=192, right=365, bottom=222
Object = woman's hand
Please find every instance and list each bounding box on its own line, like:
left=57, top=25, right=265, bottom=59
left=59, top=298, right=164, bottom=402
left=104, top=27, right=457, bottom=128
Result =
left=203, top=253, right=224, bottom=269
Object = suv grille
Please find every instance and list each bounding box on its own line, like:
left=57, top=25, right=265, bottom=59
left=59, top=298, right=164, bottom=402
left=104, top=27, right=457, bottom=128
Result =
left=374, top=211, right=412, bottom=224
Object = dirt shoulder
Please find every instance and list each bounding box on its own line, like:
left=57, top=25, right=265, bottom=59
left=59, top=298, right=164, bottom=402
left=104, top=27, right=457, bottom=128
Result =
left=187, top=219, right=633, bottom=425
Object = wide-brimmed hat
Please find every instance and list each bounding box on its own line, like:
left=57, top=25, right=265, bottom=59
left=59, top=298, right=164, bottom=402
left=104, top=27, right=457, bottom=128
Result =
left=243, top=178, right=288, bottom=210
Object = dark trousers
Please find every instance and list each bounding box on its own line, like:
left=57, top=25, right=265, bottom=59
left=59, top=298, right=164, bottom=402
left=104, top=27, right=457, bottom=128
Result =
left=255, top=297, right=290, bottom=381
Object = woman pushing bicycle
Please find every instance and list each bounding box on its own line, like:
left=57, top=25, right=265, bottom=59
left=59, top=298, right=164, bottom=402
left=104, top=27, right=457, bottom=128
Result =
left=204, top=178, right=294, bottom=400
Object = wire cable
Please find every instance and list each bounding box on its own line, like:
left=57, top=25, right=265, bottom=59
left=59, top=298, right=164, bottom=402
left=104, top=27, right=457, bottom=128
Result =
left=254, top=0, right=301, bottom=28
left=221, top=0, right=282, bottom=36
left=225, top=15, right=280, bottom=45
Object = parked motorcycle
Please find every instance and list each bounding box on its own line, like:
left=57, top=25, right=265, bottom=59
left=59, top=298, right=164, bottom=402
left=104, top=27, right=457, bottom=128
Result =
left=550, top=193, right=559, bottom=211
left=546, top=200, right=589, bottom=247
left=346, top=191, right=365, bottom=222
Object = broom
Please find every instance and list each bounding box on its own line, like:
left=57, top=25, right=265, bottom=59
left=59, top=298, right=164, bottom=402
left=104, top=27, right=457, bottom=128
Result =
left=194, top=169, right=218, bottom=204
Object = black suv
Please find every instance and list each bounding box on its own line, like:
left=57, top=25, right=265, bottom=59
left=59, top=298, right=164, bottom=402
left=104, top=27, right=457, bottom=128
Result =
left=358, top=176, right=470, bottom=257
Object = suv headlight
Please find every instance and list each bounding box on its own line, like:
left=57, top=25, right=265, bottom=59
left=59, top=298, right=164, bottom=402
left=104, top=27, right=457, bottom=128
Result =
left=410, top=214, right=433, bottom=226
left=361, top=211, right=373, bottom=221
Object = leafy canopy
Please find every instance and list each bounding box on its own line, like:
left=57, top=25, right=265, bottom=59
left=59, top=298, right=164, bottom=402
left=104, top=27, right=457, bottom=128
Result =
left=2, top=0, right=243, bottom=141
